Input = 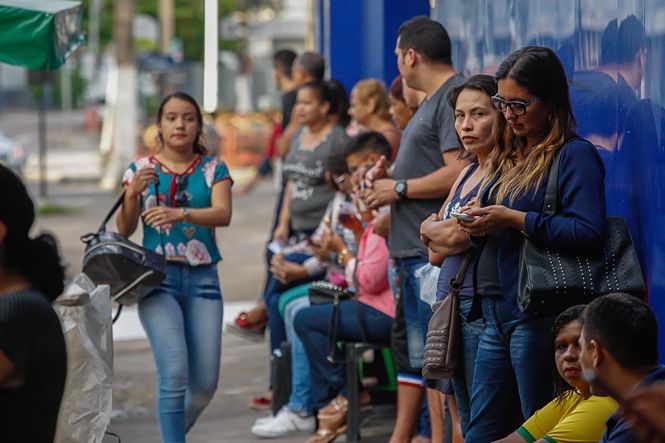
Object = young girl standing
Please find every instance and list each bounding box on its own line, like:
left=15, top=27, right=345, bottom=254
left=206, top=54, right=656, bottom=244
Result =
left=117, top=92, right=232, bottom=443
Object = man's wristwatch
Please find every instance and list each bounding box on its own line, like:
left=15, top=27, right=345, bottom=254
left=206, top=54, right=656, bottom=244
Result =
left=394, top=179, right=408, bottom=199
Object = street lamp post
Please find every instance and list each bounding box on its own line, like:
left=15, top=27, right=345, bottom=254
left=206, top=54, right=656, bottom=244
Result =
left=203, top=0, right=218, bottom=114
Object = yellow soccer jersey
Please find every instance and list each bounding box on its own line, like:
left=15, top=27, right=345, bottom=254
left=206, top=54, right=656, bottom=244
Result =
left=517, top=392, right=618, bottom=443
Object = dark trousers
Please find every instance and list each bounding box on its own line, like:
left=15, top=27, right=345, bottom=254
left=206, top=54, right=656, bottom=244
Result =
left=294, top=300, right=392, bottom=409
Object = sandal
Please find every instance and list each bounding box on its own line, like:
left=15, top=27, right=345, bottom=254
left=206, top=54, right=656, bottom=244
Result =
left=226, top=311, right=266, bottom=342
left=306, top=425, right=347, bottom=443
left=249, top=393, right=272, bottom=410
left=316, top=395, right=348, bottom=422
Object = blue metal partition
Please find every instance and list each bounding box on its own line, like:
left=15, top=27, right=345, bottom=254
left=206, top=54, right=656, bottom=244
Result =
left=320, top=0, right=665, bottom=359
left=432, top=0, right=665, bottom=360
left=318, top=0, right=429, bottom=91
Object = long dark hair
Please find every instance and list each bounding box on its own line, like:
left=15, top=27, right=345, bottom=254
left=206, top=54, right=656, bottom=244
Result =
left=552, top=305, right=586, bottom=402
left=325, top=80, right=350, bottom=127
left=156, top=91, right=208, bottom=155
left=484, top=46, right=576, bottom=204
left=447, top=74, right=498, bottom=160
left=0, top=166, right=64, bottom=301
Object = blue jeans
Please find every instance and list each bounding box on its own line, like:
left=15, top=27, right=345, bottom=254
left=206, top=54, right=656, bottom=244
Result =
left=391, top=256, right=430, bottom=369
left=282, top=291, right=313, bottom=414
left=138, top=263, right=223, bottom=443
left=390, top=257, right=432, bottom=438
left=464, top=298, right=554, bottom=442
left=264, top=251, right=322, bottom=352
left=294, top=301, right=392, bottom=409
left=451, top=297, right=484, bottom=436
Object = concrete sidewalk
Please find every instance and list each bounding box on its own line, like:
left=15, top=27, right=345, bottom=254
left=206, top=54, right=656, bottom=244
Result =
left=35, top=180, right=392, bottom=443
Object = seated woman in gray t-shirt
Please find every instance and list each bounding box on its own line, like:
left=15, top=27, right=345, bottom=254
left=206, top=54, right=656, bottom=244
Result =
left=276, top=81, right=350, bottom=241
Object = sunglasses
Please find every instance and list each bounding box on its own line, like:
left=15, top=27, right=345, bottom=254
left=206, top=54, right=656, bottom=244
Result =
left=490, top=95, right=540, bottom=116
left=174, top=174, right=189, bottom=207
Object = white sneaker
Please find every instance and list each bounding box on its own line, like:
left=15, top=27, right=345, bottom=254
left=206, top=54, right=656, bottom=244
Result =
left=251, top=406, right=315, bottom=438
left=253, top=415, right=274, bottom=426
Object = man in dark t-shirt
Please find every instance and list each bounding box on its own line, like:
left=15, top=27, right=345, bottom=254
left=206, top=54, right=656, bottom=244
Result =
left=363, top=16, right=467, bottom=443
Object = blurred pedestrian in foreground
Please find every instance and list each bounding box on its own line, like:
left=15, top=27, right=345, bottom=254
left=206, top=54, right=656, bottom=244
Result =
left=117, top=91, right=233, bottom=443
left=0, top=165, right=67, bottom=443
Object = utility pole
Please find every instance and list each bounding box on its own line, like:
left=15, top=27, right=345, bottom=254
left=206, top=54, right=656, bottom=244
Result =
left=159, top=0, right=176, bottom=55
left=101, top=0, right=137, bottom=189
left=203, top=0, right=219, bottom=113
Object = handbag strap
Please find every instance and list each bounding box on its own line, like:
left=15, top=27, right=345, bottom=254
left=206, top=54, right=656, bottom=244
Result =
left=96, top=177, right=163, bottom=233
left=543, top=149, right=563, bottom=216
left=152, top=182, right=168, bottom=254
left=96, top=183, right=167, bottom=259
left=351, top=258, right=368, bottom=343
left=97, top=192, right=127, bottom=233
left=543, top=137, right=581, bottom=215
left=449, top=250, right=476, bottom=297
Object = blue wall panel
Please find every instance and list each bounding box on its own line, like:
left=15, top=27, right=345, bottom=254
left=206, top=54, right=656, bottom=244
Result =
left=320, top=0, right=665, bottom=358
left=432, top=0, right=665, bottom=361
left=320, top=0, right=429, bottom=91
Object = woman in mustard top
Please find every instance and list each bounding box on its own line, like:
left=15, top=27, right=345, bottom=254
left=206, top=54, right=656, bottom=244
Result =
left=494, top=305, right=618, bottom=443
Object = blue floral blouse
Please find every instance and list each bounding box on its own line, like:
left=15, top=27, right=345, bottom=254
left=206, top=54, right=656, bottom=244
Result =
left=122, top=155, right=232, bottom=266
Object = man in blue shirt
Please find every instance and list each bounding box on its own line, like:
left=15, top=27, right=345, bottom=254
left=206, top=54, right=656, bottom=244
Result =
left=580, top=293, right=665, bottom=442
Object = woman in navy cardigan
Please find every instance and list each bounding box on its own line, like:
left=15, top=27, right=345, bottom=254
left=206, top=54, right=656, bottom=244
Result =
left=457, top=47, right=608, bottom=441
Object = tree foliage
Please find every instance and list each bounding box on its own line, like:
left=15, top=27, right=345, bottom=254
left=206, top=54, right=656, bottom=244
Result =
left=80, top=0, right=239, bottom=62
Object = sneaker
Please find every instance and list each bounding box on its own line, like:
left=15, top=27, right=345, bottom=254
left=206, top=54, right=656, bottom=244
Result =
left=253, top=414, right=274, bottom=426
left=225, top=312, right=266, bottom=343
left=251, top=407, right=315, bottom=438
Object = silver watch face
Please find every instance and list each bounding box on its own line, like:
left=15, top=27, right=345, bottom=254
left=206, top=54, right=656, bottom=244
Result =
left=395, top=181, right=406, bottom=194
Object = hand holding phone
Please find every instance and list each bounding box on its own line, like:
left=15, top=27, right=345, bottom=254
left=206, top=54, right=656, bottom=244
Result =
left=450, top=211, right=476, bottom=222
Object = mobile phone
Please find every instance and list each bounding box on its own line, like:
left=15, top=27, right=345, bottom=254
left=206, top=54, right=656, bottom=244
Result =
left=338, top=212, right=353, bottom=223
left=450, top=211, right=476, bottom=222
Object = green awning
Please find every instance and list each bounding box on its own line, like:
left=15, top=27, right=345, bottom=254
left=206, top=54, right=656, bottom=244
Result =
left=0, top=0, right=85, bottom=71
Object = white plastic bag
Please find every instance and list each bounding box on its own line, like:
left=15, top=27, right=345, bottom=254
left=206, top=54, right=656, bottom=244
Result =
left=53, top=273, right=113, bottom=443
left=415, top=262, right=440, bottom=308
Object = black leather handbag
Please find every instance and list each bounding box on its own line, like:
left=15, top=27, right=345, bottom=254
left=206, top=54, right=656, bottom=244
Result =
left=307, top=280, right=351, bottom=305
left=81, top=191, right=167, bottom=306
left=517, top=147, right=645, bottom=316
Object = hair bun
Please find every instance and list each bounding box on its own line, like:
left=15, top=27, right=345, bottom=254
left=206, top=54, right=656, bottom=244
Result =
left=15, top=233, right=65, bottom=301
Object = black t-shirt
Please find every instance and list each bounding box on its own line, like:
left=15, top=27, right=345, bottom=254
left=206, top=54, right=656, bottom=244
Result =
left=281, top=89, right=297, bottom=129
left=0, top=290, right=67, bottom=442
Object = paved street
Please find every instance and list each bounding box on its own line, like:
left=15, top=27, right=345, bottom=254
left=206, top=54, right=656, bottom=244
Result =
left=34, top=179, right=392, bottom=443
left=0, top=108, right=392, bottom=442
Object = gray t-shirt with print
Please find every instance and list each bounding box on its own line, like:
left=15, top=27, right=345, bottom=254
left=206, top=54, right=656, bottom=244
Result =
left=390, top=73, right=465, bottom=258
left=283, top=125, right=349, bottom=231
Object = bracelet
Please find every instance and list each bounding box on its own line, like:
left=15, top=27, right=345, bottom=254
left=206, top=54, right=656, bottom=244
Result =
left=337, top=248, right=349, bottom=265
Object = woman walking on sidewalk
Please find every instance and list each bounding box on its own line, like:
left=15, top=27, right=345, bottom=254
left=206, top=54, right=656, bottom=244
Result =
left=117, top=92, right=233, bottom=443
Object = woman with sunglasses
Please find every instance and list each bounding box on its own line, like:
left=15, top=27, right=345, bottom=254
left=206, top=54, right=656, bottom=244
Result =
left=456, top=47, right=607, bottom=441
left=117, top=92, right=233, bottom=443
